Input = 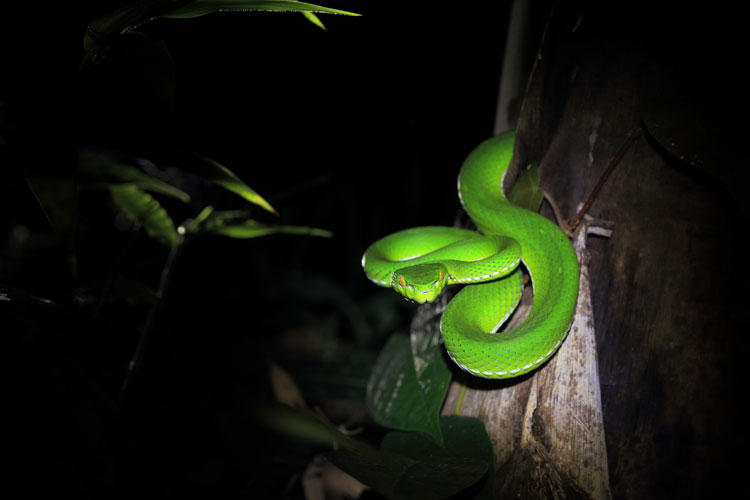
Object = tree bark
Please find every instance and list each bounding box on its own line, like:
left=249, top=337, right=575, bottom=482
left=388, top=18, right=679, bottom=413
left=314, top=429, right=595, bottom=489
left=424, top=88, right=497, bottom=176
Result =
left=439, top=2, right=747, bottom=498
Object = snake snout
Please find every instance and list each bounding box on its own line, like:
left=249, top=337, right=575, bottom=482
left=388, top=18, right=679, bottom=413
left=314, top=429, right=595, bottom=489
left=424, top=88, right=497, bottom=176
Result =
left=390, top=263, right=448, bottom=304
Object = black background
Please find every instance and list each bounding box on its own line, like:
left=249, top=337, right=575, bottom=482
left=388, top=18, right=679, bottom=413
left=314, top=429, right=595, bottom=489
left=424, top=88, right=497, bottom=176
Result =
left=1, top=2, right=517, bottom=497
left=2, top=1, right=513, bottom=306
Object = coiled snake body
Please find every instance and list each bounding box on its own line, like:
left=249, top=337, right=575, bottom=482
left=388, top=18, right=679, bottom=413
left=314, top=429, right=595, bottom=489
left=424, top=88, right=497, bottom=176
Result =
left=362, top=131, right=579, bottom=379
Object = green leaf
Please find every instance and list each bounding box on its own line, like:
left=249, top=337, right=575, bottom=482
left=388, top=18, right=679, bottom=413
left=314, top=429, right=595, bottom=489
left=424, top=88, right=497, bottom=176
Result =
left=381, top=417, right=495, bottom=500
left=174, top=151, right=278, bottom=214
left=210, top=220, right=332, bottom=238
left=410, top=315, right=453, bottom=429
left=328, top=417, right=492, bottom=500
left=110, top=184, right=178, bottom=247
left=302, top=11, right=326, bottom=30
left=82, top=1, right=190, bottom=68
left=255, top=404, right=444, bottom=499
left=200, top=210, right=332, bottom=238
left=79, top=149, right=190, bottom=202
left=330, top=446, right=486, bottom=500
left=507, top=163, right=544, bottom=212
left=253, top=401, right=358, bottom=449
left=366, top=334, right=445, bottom=445
left=164, top=1, right=361, bottom=19
left=83, top=0, right=360, bottom=68
left=253, top=403, right=491, bottom=500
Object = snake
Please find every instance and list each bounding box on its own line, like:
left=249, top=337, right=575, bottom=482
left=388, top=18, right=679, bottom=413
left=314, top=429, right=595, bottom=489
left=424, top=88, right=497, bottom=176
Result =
left=362, top=130, right=579, bottom=379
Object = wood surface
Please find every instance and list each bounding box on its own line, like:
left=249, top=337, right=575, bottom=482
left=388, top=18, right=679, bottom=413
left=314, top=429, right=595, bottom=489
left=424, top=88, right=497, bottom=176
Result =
left=435, top=3, right=747, bottom=498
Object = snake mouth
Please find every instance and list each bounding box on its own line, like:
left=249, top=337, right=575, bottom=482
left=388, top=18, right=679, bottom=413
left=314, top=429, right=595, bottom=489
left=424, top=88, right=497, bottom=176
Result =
left=390, top=279, right=438, bottom=304
left=397, top=286, right=441, bottom=304
left=412, top=289, right=440, bottom=304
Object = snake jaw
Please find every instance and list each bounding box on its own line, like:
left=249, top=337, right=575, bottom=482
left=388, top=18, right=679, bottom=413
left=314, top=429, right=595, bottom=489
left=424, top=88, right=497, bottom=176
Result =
left=390, top=263, right=448, bottom=304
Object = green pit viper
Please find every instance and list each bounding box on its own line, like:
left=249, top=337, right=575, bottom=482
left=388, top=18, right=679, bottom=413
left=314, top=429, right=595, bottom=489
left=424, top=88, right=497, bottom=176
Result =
left=362, top=130, right=579, bottom=379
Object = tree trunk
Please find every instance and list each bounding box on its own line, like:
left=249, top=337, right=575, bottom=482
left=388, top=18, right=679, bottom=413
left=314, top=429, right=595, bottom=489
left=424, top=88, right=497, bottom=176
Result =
left=439, top=2, right=748, bottom=498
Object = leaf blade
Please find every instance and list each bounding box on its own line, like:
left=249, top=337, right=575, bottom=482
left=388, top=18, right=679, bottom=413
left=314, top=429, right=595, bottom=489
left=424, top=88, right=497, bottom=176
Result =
left=302, top=11, right=326, bottom=30
left=82, top=0, right=359, bottom=68
left=79, top=149, right=190, bottom=202
left=110, top=184, right=178, bottom=247
left=381, top=416, right=494, bottom=500
left=176, top=151, right=278, bottom=214
left=165, top=0, right=361, bottom=19
left=366, top=334, right=444, bottom=444
left=208, top=219, right=332, bottom=239
left=507, top=163, right=544, bottom=212
left=329, top=417, right=492, bottom=500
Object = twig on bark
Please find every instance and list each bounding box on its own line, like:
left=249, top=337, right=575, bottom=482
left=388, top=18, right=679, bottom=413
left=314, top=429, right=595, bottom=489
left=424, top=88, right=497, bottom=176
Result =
left=568, top=127, right=643, bottom=233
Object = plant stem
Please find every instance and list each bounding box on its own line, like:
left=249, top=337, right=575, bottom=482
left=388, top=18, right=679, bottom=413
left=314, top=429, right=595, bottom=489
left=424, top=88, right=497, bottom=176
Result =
left=455, top=384, right=467, bottom=415
left=91, top=224, right=139, bottom=321
left=119, top=235, right=184, bottom=402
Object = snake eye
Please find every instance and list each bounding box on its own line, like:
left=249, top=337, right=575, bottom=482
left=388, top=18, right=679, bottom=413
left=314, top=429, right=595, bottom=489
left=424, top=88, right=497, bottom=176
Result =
left=398, top=275, right=406, bottom=287
left=439, top=269, right=444, bottom=281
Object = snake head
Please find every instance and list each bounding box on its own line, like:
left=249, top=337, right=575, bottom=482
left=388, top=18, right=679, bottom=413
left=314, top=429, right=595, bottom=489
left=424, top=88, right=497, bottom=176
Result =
left=391, top=263, right=449, bottom=304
